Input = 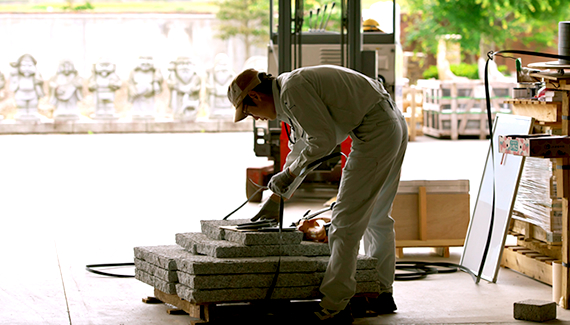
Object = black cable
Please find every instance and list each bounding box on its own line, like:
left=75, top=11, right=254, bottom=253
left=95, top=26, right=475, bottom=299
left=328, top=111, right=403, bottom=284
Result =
left=85, top=263, right=135, bottom=278
left=475, top=54, right=496, bottom=285
left=265, top=196, right=285, bottom=300
left=395, top=261, right=474, bottom=281
left=223, top=185, right=267, bottom=220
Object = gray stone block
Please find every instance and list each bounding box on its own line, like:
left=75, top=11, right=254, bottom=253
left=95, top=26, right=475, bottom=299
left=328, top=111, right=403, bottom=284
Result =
left=134, top=245, right=190, bottom=270
left=176, top=255, right=320, bottom=275
left=201, top=219, right=304, bottom=245
left=176, top=269, right=379, bottom=290
left=200, top=219, right=251, bottom=240
left=177, top=271, right=321, bottom=289
left=175, top=283, right=321, bottom=304
left=514, top=299, right=556, bottom=322
left=135, top=269, right=177, bottom=295
left=175, top=281, right=379, bottom=304
left=134, top=258, right=178, bottom=282
left=176, top=232, right=330, bottom=258
left=224, top=229, right=304, bottom=246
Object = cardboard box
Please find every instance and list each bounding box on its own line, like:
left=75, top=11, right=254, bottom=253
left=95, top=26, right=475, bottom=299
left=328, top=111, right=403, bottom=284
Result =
left=498, top=134, right=570, bottom=158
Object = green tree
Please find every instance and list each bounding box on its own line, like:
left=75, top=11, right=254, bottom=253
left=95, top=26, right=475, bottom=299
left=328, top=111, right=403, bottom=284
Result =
left=404, top=0, right=570, bottom=60
left=216, top=0, right=270, bottom=59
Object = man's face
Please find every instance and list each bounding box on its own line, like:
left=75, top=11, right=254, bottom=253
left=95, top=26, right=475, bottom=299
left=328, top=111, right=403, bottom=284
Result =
left=243, top=91, right=276, bottom=121
left=19, top=57, right=36, bottom=77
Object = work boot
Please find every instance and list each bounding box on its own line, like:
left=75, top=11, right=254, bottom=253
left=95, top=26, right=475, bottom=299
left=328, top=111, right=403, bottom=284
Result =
left=312, top=307, right=354, bottom=324
left=366, top=292, right=397, bottom=314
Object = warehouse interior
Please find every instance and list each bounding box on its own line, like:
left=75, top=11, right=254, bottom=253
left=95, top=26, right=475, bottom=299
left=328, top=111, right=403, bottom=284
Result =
left=1, top=133, right=569, bottom=324
left=2, top=0, right=570, bottom=324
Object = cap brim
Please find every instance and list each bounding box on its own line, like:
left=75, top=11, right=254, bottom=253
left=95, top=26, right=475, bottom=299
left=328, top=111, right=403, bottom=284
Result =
left=234, top=102, right=248, bottom=122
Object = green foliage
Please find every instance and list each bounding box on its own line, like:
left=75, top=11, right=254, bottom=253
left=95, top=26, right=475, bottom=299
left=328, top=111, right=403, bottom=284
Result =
left=404, top=0, right=570, bottom=57
left=216, top=0, right=269, bottom=58
left=422, top=63, right=510, bottom=79
left=451, top=63, right=479, bottom=79
left=63, top=1, right=94, bottom=11
left=497, top=64, right=511, bottom=76
left=422, top=65, right=439, bottom=79
left=301, top=1, right=342, bottom=32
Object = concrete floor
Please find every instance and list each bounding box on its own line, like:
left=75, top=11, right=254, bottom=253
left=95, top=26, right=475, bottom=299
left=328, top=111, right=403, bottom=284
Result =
left=0, top=131, right=569, bottom=324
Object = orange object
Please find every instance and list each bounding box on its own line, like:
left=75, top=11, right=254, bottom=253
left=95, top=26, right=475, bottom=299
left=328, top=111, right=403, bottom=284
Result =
left=297, top=217, right=331, bottom=243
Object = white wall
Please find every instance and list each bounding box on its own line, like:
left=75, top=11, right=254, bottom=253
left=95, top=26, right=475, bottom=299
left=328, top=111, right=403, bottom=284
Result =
left=0, top=13, right=267, bottom=80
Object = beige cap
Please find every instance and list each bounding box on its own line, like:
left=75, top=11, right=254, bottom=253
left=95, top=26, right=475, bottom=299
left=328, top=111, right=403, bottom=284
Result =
left=227, top=68, right=261, bottom=122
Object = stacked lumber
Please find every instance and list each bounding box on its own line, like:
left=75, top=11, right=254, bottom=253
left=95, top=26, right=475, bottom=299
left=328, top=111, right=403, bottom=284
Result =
left=134, top=219, right=380, bottom=305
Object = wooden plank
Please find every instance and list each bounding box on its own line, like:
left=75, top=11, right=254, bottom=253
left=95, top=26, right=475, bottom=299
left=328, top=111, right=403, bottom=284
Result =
left=501, top=247, right=553, bottom=285
left=418, top=186, right=428, bottom=241
left=142, top=296, right=162, bottom=304
left=510, top=102, right=561, bottom=123
left=515, top=238, right=562, bottom=259
left=451, top=83, right=458, bottom=140
left=153, top=288, right=204, bottom=320
left=509, top=218, right=562, bottom=244
left=396, top=239, right=465, bottom=247
left=561, top=197, right=570, bottom=309
left=409, top=86, right=417, bottom=142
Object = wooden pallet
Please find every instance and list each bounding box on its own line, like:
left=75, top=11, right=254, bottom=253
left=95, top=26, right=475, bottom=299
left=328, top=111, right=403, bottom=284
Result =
left=509, top=219, right=562, bottom=246
left=146, top=288, right=378, bottom=324
left=501, top=245, right=560, bottom=285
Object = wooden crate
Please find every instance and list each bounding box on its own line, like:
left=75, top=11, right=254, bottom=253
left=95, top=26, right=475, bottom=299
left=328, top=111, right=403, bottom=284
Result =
left=392, top=180, right=470, bottom=255
left=418, top=79, right=515, bottom=140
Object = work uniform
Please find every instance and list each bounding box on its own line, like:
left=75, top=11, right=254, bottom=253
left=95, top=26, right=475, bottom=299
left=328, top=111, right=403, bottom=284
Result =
left=272, top=65, right=408, bottom=311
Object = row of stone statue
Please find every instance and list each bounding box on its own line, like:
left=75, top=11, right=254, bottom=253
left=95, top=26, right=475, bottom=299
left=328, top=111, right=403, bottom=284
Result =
left=0, top=53, right=236, bottom=122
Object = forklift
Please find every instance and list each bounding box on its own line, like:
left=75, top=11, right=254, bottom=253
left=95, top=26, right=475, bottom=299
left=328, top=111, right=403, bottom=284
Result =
left=246, top=0, right=399, bottom=202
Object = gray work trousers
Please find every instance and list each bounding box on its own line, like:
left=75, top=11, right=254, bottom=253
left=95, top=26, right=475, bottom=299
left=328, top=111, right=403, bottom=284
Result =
left=319, top=99, right=408, bottom=311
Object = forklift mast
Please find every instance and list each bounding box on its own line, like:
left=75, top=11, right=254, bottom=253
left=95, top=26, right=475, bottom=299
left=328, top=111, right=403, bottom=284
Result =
left=249, top=0, right=398, bottom=200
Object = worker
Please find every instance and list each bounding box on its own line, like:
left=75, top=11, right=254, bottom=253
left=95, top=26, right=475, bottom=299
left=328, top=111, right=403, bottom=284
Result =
left=227, top=65, right=408, bottom=323
left=362, top=18, right=383, bottom=32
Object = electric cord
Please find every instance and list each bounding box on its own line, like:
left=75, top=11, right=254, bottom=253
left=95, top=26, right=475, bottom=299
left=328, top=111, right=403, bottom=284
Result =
left=395, top=261, right=475, bottom=281
left=85, top=262, right=135, bottom=278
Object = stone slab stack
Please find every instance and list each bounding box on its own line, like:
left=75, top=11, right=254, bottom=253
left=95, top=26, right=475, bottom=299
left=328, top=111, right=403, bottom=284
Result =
left=134, top=219, right=380, bottom=305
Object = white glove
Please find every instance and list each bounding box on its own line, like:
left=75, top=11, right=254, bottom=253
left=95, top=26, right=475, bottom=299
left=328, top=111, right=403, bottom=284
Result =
left=251, top=198, right=280, bottom=222
left=268, top=168, right=296, bottom=196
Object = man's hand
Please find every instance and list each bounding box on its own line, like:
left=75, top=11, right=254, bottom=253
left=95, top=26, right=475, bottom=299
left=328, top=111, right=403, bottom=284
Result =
left=251, top=197, right=280, bottom=222
left=268, top=168, right=296, bottom=196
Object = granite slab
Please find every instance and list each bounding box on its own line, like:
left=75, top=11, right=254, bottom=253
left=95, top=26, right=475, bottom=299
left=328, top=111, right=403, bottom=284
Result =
left=200, top=219, right=251, bottom=240
left=200, top=219, right=304, bottom=245
left=134, top=245, right=187, bottom=270
left=175, top=232, right=330, bottom=258
left=134, top=258, right=178, bottom=282
left=176, top=269, right=379, bottom=290
left=135, top=269, right=177, bottom=295
left=175, top=255, right=320, bottom=275
left=175, top=281, right=379, bottom=304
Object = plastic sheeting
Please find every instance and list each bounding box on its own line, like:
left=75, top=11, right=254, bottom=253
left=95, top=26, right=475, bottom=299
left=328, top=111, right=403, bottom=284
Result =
left=513, top=157, right=562, bottom=233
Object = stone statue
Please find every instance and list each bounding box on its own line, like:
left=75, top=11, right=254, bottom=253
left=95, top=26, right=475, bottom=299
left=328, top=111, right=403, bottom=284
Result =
left=127, top=56, right=163, bottom=120
left=0, top=70, right=4, bottom=121
left=167, top=57, right=201, bottom=121
left=88, top=57, right=121, bottom=120
left=49, top=59, right=83, bottom=121
left=0, top=70, right=5, bottom=90
left=207, top=53, right=236, bottom=119
left=9, top=54, right=45, bottom=122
